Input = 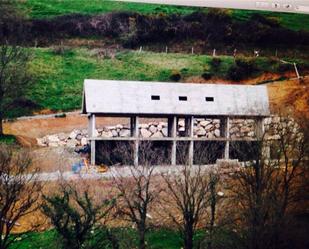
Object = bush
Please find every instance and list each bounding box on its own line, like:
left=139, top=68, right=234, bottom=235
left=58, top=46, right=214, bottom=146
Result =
left=210, top=57, right=222, bottom=72
left=277, top=63, right=292, bottom=73
left=170, top=70, right=181, bottom=82
left=202, top=72, right=213, bottom=80
left=226, top=57, right=258, bottom=81
left=42, top=185, right=116, bottom=249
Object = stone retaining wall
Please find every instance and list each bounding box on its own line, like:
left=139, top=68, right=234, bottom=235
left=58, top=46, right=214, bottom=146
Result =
left=37, top=118, right=264, bottom=148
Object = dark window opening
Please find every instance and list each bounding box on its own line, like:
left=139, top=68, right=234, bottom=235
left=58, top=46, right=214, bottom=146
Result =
left=151, top=95, right=160, bottom=100
left=179, top=96, right=187, bottom=101
left=205, top=97, right=214, bottom=102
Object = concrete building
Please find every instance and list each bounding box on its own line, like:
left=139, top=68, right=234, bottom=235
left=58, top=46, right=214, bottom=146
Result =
left=82, top=79, right=270, bottom=166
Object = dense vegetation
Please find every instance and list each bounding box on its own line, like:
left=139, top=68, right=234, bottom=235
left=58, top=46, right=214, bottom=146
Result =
left=17, top=0, right=309, bottom=32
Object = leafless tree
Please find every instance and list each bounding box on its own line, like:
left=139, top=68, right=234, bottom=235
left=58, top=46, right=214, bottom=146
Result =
left=161, top=143, right=221, bottom=249
left=228, top=116, right=309, bottom=249
left=0, top=44, right=33, bottom=135
left=42, top=182, right=117, bottom=249
left=112, top=141, right=163, bottom=249
left=0, top=144, right=41, bottom=249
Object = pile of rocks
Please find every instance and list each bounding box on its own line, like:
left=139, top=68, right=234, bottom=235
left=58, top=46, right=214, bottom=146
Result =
left=229, top=119, right=256, bottom=139
left=37, top=118, right=259, bottom=148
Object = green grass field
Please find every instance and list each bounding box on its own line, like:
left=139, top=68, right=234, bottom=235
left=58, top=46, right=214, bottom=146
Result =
left=18, top=0, right=199, bottom=19
left=9, top=228, right=185, bottom=249
left=18, top=0, right=309, bottom=31
left=26, top=47, right=291, bottom=114
left=27, top=48, right=231, bottom=112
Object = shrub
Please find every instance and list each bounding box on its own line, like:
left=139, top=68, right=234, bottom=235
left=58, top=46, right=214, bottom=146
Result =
left=170, top=70, right=181, bottom=82
left=210, top=57, right=222, bottom=72
left=277, top=63, right=292, bottom=73
left=202, top=72, right=213, bottom=80
left=226, top=57, right=258, bottom=81
left=42, top=185, right=116, bottom=249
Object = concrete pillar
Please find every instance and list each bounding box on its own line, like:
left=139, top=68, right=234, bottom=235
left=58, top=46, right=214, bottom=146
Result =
left=223, top=117, right=230, bottom=160
left=133, top=116, right=139, bottom=166
left=88, top=114, right=96, bottom=165
left=255, top=117, right=265, bottom=140
left=168, top=116, right=177, bottom=165
left=256, top=117, right=270, bottom=158
left=188, top=116, right=194, bottom=165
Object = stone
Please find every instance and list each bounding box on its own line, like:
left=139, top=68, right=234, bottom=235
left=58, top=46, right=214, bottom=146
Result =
left=205, top=124, right=213, bottom=131
left=76, top=134, right=83, bottom=140
left=152, top=131, right=163, bottom=138
left=67, top=139, right=78, bottom=148
left=111, top=130, right=118, bottom=137
left=69, top=130, right=80, bottom=139
left=81, top=129, right=88, bottom=135
left=119, top=129, right=130, bottom=137
left=206, top=132, right=214, bottom=139
left=158, top=122, right=167, bottom=130
left=48, top=142, right=59, bottom=147
left=81, top=137, right=88, bottom=146
left=247, top=131, right=255, bottom=137
left=97, top=128, right=104, bottom=133
left=214, top=129, right=220, bottom=137
left=200, top=120, right=211, bottom=127
left=179, top=127, right=185, bottom=132
left=102, top=131, right=113, bottom=137
left=116, top=124, right=123, bottom=129
left=140, top=128, right=152, bottom=138
left=196, top=128, right=206, bottom=136
left=47, top=135, right=60, bottom=144
left=58, top=133, right=67, bottom=141
left=229, top=127, right=239, bottom=134
left=151, top=121, right=159, bottom=126
left=37, top=138, right=47, bottom=147
left=139, top=123, right=149, bottom=129
left=149, top=125, right=157, bottom=133
left=178, top=120, right=185, bottom=127
left=240, top=126, right=251, bottom=133
left=162, top=128, right=168, bottom=137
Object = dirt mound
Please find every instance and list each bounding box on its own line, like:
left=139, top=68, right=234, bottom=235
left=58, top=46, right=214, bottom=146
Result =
left=15, top=135, right=38, bottom=148
left=268, top=77, right=309, bottom=118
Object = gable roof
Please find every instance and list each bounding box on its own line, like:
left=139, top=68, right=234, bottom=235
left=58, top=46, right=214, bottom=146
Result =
left=82, top=79, right=270, bottom=117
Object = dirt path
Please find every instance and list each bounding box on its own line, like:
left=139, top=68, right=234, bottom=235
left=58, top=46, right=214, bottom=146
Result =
left=3, top=112, right=129, bottom=138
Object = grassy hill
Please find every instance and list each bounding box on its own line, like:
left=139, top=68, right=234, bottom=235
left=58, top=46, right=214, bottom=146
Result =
left=18, top=0, right=309, bottom=31
left=7, top=47, right=299, bottom=117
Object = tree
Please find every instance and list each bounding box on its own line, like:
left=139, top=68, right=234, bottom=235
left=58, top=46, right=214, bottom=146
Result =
left=112, top=142, right=163, bottom=249
left=42, top=183, right=116, bottom=249
left=0, top=44, right=32, bottom=135
left=228, top=116, right=309, bottom=249
left=161, top=143, right=220, bottom=249
left=0, top=144, right=41, bottom=249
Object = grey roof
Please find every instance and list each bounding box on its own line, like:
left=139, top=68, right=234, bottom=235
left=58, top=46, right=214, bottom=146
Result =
left=82, top=80, right=270, bottom=117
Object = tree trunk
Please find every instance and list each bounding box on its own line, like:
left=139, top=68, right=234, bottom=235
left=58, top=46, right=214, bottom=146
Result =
left=138, top=230, right=146, bottom=249
left=184, top=226, right=194, bottom=249
left=0, top=114, right=3, bottom=136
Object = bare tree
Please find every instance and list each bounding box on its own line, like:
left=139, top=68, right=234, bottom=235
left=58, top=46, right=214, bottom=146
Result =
left=112, top=142, right=163, bottom=249
left=0, top=144, right=41, bottom=249
left=161, top=143, right=220, bottom=249
left=228, top=116, right=309, bottom=249
left=42, top=183, right=116, bottom=249
left=0, top=44, right=32, bottom=135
